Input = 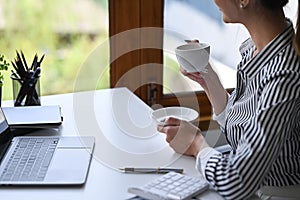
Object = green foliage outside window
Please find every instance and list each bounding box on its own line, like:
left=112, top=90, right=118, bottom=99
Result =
left=0, top=0, right=109, bottom=100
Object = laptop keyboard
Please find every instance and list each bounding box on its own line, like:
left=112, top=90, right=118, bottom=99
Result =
left=0, top=137, right=59, bottom=182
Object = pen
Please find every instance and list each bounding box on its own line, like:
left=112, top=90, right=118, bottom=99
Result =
left=119, top=167, right=184, bottom=174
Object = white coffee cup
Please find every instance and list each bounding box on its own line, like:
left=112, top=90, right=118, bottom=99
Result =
left=175, top=43, right=210, bottom=72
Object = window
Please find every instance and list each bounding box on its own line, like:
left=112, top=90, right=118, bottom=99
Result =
left=163, top=0, right=242, bottom=93
left=109, top=0, right=214, bottom=130
left=0, top=0, right=109, bottom=100
left=2, top=0, right=297, bottom=129
left=163, top=0, right=298, bottom=94
left=109, top=0, right=298, bottom=130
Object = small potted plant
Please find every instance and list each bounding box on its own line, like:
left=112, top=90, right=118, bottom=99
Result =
left=0, top=54, right=9, bottom=106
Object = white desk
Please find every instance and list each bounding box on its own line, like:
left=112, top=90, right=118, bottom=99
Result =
left=1, top=87, right=223, bottom=200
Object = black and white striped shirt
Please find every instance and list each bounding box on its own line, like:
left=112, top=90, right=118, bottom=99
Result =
left=197, top=22, right=300, bottom=199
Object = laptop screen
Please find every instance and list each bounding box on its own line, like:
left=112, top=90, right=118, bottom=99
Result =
left=0, top=108, right=12, bottom=162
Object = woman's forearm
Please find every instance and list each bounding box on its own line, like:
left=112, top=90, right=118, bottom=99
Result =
left=202, top=62, right=228, bottom=115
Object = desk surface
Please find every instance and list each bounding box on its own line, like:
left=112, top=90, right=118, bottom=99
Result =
left=1, top=88, right=223, bottom=200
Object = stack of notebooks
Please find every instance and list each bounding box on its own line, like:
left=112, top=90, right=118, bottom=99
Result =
left=2, top=105, right=62, bottom=129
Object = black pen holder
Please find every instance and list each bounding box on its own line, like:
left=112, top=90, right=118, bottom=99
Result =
left=12, top=78, right=41, bottom=107
left=10, top=51, right=44, bottom=107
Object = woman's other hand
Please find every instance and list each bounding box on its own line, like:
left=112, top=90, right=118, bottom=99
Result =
left=157, top=117, right=209, bottom=157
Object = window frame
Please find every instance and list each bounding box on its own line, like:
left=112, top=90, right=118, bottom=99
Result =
left=109, top=0, right=221, bottom=130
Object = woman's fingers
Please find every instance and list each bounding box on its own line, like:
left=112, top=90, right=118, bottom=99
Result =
left=157, top=119, right=204, bottom=156
left=157, top=117, right=182, bottom=140
left=157, top=117, right=181, bottom=128
left=185, top=39, right=199, bottom=43
left=164, top=117, right=181, bottom=125
left=157, top=122, right=179, bottom=143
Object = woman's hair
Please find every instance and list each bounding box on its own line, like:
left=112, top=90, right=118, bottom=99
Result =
left=259, top=0, right=288, bottom=9
left=259, top=0, right=300, bottom=55
left=295, top=0, right=300, bottom=55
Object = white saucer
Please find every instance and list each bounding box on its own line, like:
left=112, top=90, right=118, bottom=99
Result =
left=151, top=107, right=199, bottom=125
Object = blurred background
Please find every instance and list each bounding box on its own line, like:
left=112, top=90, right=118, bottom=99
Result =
left=0, top=0, right=297, bottom=100
left=0, top=0, right=109, bottom=100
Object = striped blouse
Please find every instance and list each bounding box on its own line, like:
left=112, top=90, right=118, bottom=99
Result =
left=196, top=21, right=300, bottom=199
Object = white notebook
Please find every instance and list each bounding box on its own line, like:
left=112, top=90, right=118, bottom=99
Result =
left=2, top=105, right=62, bottom=128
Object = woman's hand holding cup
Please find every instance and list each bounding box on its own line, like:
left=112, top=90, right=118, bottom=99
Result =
left=176, top=39, right=211, bottom=91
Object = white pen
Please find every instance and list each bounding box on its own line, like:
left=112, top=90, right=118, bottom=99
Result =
left=119, top=167, right=184, bottom=174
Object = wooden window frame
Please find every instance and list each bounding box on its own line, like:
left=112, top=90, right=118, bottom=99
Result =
left=109, top=0, right=219, bottom=130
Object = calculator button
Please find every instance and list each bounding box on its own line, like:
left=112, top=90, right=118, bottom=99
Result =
left=167, top=193, right=181, bottom=200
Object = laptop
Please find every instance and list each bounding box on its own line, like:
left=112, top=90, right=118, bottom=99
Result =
left=0, top=108, right=95, bottom=185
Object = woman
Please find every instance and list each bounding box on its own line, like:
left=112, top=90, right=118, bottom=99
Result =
left=158, top=0, right=300, bottom=199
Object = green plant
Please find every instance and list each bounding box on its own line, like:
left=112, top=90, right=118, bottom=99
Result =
left=0, top=54, right=9, bottom=87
